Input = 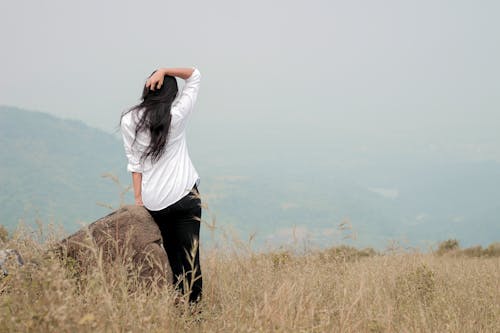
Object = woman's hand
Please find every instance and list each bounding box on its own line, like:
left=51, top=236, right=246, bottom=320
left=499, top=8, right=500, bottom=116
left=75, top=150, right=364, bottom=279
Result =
left=146, top=70, right=166, bottom=91
left=145, top=68, right=196, bottom=90
left=135, top=196, right=144, bottom=206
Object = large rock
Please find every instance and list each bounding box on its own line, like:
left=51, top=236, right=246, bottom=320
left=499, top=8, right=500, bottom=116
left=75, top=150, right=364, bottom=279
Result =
left=58, top=205, right=171, bottom=288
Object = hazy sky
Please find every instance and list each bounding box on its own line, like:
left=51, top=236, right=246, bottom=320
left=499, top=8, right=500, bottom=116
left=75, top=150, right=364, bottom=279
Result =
left=1, top=0, right=499, bottom=164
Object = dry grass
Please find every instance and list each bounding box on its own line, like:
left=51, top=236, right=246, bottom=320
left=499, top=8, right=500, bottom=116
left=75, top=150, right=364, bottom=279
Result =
left=0, top=224, right=499, bottom=333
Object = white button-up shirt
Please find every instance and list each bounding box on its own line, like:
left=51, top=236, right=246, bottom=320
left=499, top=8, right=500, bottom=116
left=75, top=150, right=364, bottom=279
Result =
left=120, top=67, right=201, bottom=211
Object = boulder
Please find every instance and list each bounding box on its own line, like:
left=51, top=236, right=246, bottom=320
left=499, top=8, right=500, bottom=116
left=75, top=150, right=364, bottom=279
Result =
left=57, top=205, right=171, bottom=288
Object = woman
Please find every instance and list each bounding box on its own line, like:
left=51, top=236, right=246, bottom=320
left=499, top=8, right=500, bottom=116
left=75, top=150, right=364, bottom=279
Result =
left=119, top=66, right=202, bottom=304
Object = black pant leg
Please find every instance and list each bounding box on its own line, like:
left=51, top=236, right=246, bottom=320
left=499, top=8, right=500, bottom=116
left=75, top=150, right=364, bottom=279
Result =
left=148, top=186, right=202, bottom=303
left=169, top=189, right=203, bottom=303
left=147, top=208, right=182, bottom=285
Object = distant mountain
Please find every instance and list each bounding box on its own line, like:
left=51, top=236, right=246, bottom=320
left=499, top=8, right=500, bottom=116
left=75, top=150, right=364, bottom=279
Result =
left=0, top=106, right=129, bottom=232
left=1, top=106, right=498, bottom=249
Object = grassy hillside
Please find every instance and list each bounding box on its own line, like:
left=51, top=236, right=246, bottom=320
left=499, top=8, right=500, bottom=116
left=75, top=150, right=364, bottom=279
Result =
left=1, top=227, right=499, bottom=332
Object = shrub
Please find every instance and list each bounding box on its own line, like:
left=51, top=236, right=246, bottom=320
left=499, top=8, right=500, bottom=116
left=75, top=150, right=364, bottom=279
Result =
left=0, top=225, right=8, bottom=242
left=461, top=245, right=483, bottom=257
left=394, top=263, right=436, bottom=308
left=270, top=250, right=292, bottom=269
left=484, top=242, right=500, bottom=257
left=321, top=245, right=377, bottom=262
left=437, top=242, right=500, bottom=258
left=436, top=239, right=460, bottom=256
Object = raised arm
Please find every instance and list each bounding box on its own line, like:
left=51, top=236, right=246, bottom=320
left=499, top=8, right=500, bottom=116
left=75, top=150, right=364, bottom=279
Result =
left=146, top=67, right=196, bottom=91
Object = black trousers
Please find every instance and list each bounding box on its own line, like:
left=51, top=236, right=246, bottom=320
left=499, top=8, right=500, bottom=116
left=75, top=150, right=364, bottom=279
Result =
left=146, top=184, right=202, bottom=303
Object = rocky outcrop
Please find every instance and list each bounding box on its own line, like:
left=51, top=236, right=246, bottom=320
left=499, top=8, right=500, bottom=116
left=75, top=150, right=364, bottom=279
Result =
left=58, top=205, right=171, bottom=288
left=0, top=249, right=24, bottom=276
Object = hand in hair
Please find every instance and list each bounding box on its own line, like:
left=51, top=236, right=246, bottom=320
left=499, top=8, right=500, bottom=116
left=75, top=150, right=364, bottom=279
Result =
left=146, top=71, right=165, bottom=91
left=145, top=67, right=196, bottom=91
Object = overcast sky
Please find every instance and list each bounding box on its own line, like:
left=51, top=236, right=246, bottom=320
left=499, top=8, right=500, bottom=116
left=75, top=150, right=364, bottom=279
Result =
left=1, top=0, right=499, bottom=164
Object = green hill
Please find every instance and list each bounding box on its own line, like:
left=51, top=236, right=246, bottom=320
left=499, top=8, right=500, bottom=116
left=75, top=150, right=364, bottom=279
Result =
left=0, top=105, right=129, bottom=232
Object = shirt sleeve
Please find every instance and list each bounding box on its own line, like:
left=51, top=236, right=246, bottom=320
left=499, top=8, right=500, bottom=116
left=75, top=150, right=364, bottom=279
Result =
left=173, top=67, right=201, bottom=119
left=120, top=115, right=144, bottom=173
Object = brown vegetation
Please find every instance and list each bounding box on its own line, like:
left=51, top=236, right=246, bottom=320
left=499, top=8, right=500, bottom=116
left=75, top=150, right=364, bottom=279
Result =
left=435, top=238, right=500, bottom=258
left=1, top=224, right=499, bottom=332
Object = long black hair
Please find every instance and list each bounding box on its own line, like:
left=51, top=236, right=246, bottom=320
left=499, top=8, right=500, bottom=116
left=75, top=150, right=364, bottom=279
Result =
left=120, top=71, right=179, bottom=164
